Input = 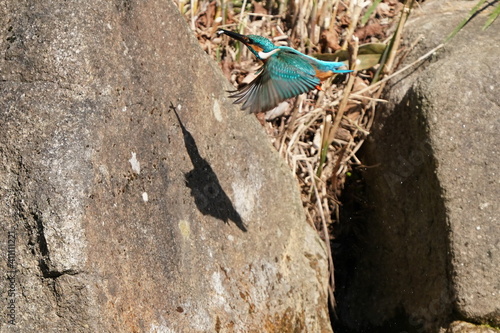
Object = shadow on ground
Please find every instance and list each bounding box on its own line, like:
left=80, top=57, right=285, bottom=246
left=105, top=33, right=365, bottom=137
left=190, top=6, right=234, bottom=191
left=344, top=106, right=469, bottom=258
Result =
left=170, top=103, right=247, bottom=232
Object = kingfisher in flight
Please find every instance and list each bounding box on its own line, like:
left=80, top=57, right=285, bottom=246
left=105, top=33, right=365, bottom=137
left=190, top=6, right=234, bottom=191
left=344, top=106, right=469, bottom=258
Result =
left=217, top=29, right=352, bottom=114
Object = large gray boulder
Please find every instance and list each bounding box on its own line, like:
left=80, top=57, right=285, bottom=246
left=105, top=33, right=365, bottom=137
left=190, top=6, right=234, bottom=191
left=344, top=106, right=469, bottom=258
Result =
left=0, top=1, right=331, bottom=332
left=335, top=0, right=499, bottom=332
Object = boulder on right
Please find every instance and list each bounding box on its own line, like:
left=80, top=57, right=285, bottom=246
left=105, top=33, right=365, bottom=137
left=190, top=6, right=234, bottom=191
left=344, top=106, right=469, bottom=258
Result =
left=337, top=0, right=499, bottom=332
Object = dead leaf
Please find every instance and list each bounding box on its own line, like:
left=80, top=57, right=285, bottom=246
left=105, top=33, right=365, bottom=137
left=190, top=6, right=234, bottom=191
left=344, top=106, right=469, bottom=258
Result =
left=354, top=23, right=385, bottom=42
left=339, top=15, right=351, bottom=28
left=346, top=108, right=362, bottom=121
left=353, top=76, right=369, bottom=90
left=206, top=1, right=216, bottom=27
left=195, top=1, right=217, bottom=29
left=265, top=101, right=293, bottom=120
left=334, top=127, right=351, bottom=141
left=320, top=29, right=341, bottom=51
left=252, top=1, right=268, bottom=16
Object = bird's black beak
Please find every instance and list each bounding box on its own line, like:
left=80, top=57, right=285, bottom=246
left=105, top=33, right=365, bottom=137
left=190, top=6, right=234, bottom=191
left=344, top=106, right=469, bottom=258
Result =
left=217, top=29, right=251, bottom=45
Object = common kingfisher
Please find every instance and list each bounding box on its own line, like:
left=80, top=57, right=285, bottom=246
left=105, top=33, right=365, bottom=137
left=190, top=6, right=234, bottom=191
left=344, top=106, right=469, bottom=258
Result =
left=217, top=29, right=352, bottom=114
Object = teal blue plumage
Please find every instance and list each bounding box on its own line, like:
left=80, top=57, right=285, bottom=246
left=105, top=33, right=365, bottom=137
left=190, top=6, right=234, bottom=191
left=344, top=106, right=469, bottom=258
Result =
left=231, top=48, right=321, bottom=113
left=218, top=29, right=351, bottom=114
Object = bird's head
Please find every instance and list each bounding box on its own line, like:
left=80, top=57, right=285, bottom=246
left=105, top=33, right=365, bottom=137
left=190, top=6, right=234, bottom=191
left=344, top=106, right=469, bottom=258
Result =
left=217, top=29, right=279, bottom=61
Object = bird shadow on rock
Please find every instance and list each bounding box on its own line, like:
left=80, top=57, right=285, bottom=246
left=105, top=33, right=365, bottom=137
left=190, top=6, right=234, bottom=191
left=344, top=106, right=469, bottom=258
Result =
left=169, top=103, right=247, bottom=232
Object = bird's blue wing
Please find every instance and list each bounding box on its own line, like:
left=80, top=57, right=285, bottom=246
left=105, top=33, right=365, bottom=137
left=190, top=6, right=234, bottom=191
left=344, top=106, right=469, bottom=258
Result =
left=230, top=49, right=321, bottom=113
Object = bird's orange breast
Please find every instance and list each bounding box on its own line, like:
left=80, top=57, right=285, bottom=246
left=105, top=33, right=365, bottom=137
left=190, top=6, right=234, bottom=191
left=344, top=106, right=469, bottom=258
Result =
left=315, top=69, right=334, bottom=81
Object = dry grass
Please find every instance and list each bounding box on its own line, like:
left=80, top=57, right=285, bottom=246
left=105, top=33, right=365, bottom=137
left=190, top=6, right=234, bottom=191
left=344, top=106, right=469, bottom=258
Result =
left=176, top=0, right=436, bottom=311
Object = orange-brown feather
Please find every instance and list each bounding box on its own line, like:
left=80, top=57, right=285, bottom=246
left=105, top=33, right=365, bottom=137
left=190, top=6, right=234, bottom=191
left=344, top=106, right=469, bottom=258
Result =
left=250, top=45, right=263, bottom=53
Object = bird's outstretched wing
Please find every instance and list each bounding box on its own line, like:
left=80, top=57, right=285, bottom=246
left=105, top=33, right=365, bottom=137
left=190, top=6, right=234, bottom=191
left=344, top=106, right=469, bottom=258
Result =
left=229, top=48, right=321, bottom=113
